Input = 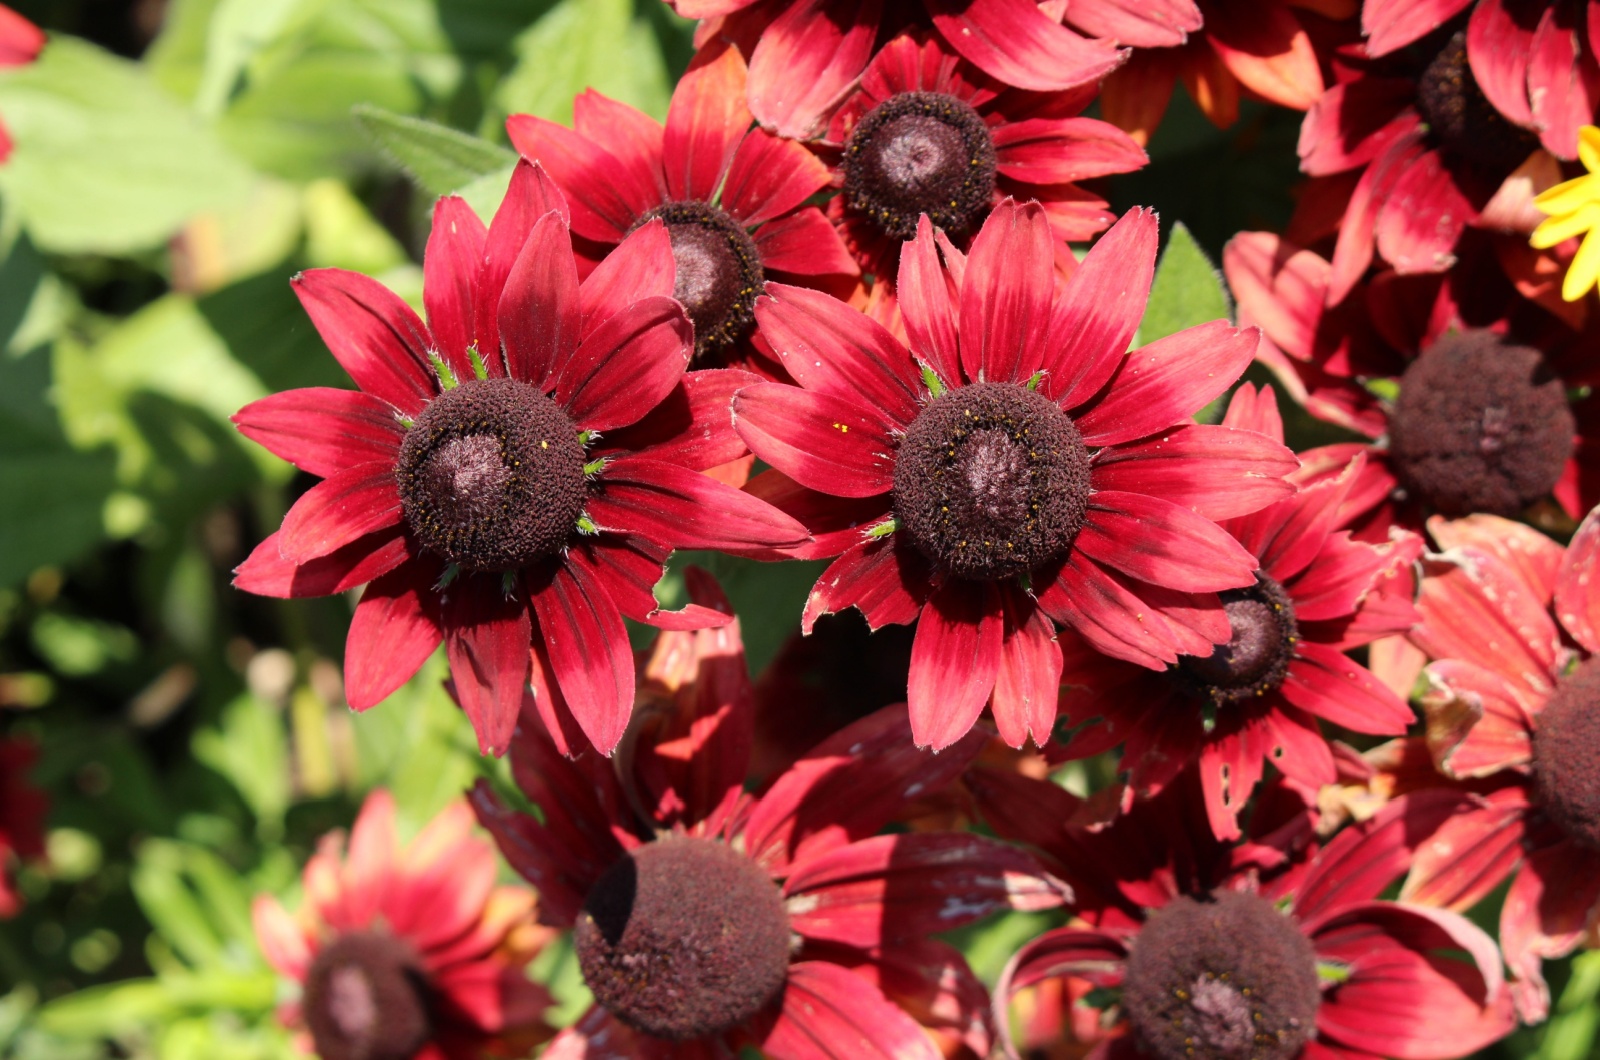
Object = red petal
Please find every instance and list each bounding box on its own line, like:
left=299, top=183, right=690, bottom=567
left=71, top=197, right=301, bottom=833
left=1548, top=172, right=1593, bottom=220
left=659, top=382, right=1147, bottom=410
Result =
left=1556, top=502, right=1600, bottom=655
left=572, top=90, right=667, bottom=201
left=1040, top=206, right=1157, bottom=410
left=556, top=296, right=691, bottom=432
left=291, top=269, right=436, bottom=416
left=993, top=117, right=1147, bottom=184
left=1227, top=463, right=1357, bottom=585
left=1198, top=714, right=1269, bottom=841
left=759, top=962, right=944, bottom=1060
left=232, top=387, right=403, bottom=479
left=994, top=927, right=1127, bottom=1058
left=959, top=199, right=1056, bottom=385
left=1413, top=545, right=1562, bottom=703
left=344, top=560, right=444, bottom=710
left=1400, top=787, right=1529, bottom=909
left=1205, top=0, right=1324, bottom=111
left=1076, top=491, right=1259, bottom=592
left=926, top=0, right=1126, bottom=92
left=496, top=209, right=581, bottom=390
left=741, top=704, right=987, bottom=876
left=1090, top=424, right=1298, bottom=521
left=234, top=527, right=411, bottom=599
left=991, top=591, right=1062, bottom=748
left=733, top=382, right=897, bottom=498
left=783, top=833, right=1066, bottom=945
left=1467, top=0, right=1536, bottom=127
left=1373, top=148, right=1474, bottom=275
left=1296, top=78, right=1419, bottom=176
left=504, top=117, right=642, bottom=243
left=1223, top=231, right=1330, bottom=362
left=0, top=6, right=44, bottom=66
left=599, top=367, right=761, bottom=473
left=277, top=461, right=403, bottom=563
left=1362, top=0, right=1473, bottom=56
left=1062, top=0, right=1200, bottom=48
left=744, top=469, right=894, bottom=561
left=1289, top=528, right=1401, bottom=623
left=569, top=537, right=731, bottom=632
left=422, top=196, right=488, bottom=384
left=1328, top=132, right=1427, bottom=304
left=663, top=42, right=752, bottom=202
left=747, top=0, right=882, bottom=140
left=588, top=457, right=809, bottom=550
left=1501, top=841, right=1600, bottom=1022
left=722, top=127, right=832, bottom=227
left=1036, top=552, right=1190, bottom=668
left=1072, top=320, right=1258, bottom=446
left=476, top=161, right=572, bottom=356
left=1419, top=659, right=1535, bottom=778
left=897, top=215, right=963, bottom=387
left=908, top=579, right=1004, bottom=750
left=442, top=577, right=532, bottom=757
left=801, top=538, right=932, bottom=633
left=1280, top=642, right=1415, bottom=735
left=578, top=218, right=675, bottom=330
left=1529, top=6, right=1600, bottom=161
left=751, top=207, right=859, bottom=277
left=529, top=559, right=634, bottom=755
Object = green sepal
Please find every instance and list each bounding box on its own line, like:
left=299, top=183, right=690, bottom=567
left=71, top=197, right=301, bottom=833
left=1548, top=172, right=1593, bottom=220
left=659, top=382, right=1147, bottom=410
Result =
left=866, top=517, right=899, bottom=538
left=576, top=515, right=600, bottom=536
left=468, top=347, right=490, bottom=381
left=921, top=364, right=946, bottom=399
left=432, top=354, right=459, bottom=391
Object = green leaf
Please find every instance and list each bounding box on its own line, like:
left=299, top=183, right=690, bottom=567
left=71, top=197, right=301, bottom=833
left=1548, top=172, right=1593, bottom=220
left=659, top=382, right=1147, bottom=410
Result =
left=494, top=0, right=672, bottom=126
left=192, top=694, right=290, bottom=835
left=353, top=104, right=517, bottom=197
left=1540, top=950, right=1600, bottom=1060
left=1137, top=221, right=1232, bottom=347
left=0, top=38, right=255, bottom=255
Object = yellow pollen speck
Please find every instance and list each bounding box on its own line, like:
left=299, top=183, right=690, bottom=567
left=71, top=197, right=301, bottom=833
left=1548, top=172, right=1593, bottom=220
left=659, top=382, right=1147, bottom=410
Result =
left=1533, top=125, right=1600, bottom=301
left=833, top=422, right=850, bottom=433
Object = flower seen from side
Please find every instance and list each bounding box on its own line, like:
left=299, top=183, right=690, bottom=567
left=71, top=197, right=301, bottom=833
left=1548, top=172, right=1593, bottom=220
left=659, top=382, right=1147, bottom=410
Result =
left=0, top=737, right=46, bottom=918
left=1532, top=125, right=1600, bottom=301
left=231, top=160, right=808, bottom=758
left=253, top=790, right=554, bottom=1060
left=733, top=201, right=1298, bottom=750
left=505, top=41, right=857, bottom=374
left=0, top=4, right=45, bottom=164
left=471, top=570, right=1067, bottom=1059
left=1048, top=384, right=1421, bottom=840
left=819, top=32, right=1147, bottom=281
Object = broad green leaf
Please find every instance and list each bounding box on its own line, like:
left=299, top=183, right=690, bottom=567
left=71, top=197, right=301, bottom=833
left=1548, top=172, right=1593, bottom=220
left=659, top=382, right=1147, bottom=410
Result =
left=354, top=104, right=517, bottom=196
left=494, top=0, right=672, bottom=127
left=193, top=693, right=291, bottom=834
left=131, top=840, right=227, bottom=971
left=0, top=38, right=254, bottom=255
left=1137, top=221, right=1232, bottom=347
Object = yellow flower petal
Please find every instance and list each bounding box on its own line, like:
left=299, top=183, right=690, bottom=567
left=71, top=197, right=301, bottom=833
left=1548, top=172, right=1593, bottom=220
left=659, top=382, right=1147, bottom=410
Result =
left=1563, top=226, right=1600, bottom=301
left=1534, top=173, right=1600, bottom=216
left=1580, top=125, right=1600, bottom=173
left=1532, top=203, right=1600, bottom=248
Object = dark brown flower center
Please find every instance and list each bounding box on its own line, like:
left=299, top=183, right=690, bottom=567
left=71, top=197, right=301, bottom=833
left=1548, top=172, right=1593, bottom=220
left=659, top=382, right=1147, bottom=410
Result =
left=1415, top=30, right=1539, bottom=175
left=1124, top=890, right=1320, bottom=1060
left=1178, top=575, right=1298, bottom=705
left=842, top=91, right=997, bottom=243
left=397, top=377, right=587, bottom=572
left=574, top=835, right=791, bottom=1042
left=1533, top=657, right=1600, bottom=851
left=302, top=931, right=433, bottom=1060
left=633, top=201, right=764, bottom=361
left=1387, top=329, right=1574, bottom=518
left=893, top=382, right=1090, bottom=582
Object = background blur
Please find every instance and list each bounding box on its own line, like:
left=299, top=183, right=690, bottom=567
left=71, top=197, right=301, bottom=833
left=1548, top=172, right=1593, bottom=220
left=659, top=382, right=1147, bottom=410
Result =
left=0, top=1, right=1588, bottom=1057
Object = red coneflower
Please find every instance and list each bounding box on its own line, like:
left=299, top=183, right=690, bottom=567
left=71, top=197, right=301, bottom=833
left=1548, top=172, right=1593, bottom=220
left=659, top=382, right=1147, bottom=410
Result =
left=1377, top=507, right=1600, bottom=1020
left=732, top=201, right=1298, bottom=750
left=1361, top=0, right=1600, bottom=163
left=253, top=790, right=554, bottom=1060
left=671, top=0, right=1147, bottom=140
left=1048, top=384, right=1421, bottom=841
left=818, top=32, right=1147, bottom=280
left=988, top=772, right=1517, bottom=1060
left=505, top=41, right=857, bottom=374
left=1297, top=6, right=1565, bottom=302
left=232, top=160, right=807, bottom=757
left=0, top=4, right=45, bottom=164
left=472, top=570, right=1067, bottom=1059
left=0, top=737, right=46, bottom=918
left=1225, top=229, right=1600, bottom=537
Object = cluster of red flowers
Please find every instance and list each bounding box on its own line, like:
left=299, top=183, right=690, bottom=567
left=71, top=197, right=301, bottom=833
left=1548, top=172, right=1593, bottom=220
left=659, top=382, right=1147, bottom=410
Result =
left=236, top=2, right=1600, bottom=1058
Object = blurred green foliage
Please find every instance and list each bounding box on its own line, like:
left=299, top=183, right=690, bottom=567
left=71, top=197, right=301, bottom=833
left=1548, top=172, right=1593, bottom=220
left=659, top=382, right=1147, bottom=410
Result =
left=0, top=1, right=1591, bottom=1058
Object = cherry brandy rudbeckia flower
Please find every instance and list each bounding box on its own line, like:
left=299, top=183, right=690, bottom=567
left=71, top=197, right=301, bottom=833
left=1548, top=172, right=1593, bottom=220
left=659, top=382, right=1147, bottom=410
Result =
left=1361, top=0, right=1600, bottom=162
left=1048, top=385, right=1421, bottom=841
left=0, top=737, right=46, bottom=918
left=820, top=33, right=1147, bottom=280
left=231, top=160, right=808, bottom=757
left=472, top=571, right=1067, bottom=1059
left=670, top=0, right=1148, bottom=140
left=1298, top=14, right=1553, bottom=303
left=0, top=4, right=44, bottom=164
left=733, top=202, right=1298, bottom=750
left=992, top=780, right=1517, bottom=1060
left=506, top=42, right=856, bottom=373
left=1384, top=508, right=1600, bottom=1019
left=1226, top=230, right=1600, bottom=536
left=252, top=790, right=552, bottom=1060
